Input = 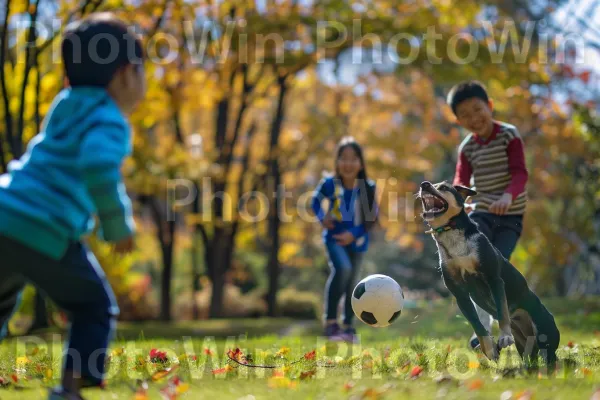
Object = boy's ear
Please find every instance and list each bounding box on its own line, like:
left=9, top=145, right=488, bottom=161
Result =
left=488, top=99, right=494, bottom=112
left=454, top=185, right=477, bottom=199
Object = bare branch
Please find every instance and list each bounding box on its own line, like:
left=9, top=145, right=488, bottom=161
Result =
left=1, top=0, right=14, bottom=155
left=148, top=0, right=171, bottom=38
left=37, top=0, right=102, bottom=54
left=15, top=0, right=42, bottom=157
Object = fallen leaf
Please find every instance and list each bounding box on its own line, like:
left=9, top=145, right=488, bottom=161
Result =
left=466, top=379, right=483, bottom=391
left=304, top=350, right=316, bottom=360
left=152, top=367, right=174, bottom=382
left=227, top=348, right=248, bottom=364
left=275, top=347, right=291, bottom=357
left=567, top=341, right=575, bottom=348
left=468, top=361, right=480, bottom=369
left=149, top=349, right=168, bottom=363
left=134, top=389, right=149, bottom=400
left=267, top=375, right=297, bottom=389
left=343, top=381, right=355, bottom=391
left=515, top=389, right=534, bottom=400
left=133, top=389, right=148, bottom=400
left=300, top=370, right=316, bottom=380
left=176, top=382, right=190, bottom=394
left=410, top=366, right=423, bottom=378
left=212, top=365, right=234, bottom=375
left=16, top=356, right=30, bottom=367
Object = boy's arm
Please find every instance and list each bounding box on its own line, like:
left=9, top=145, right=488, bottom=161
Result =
left=79, top=124, right=135, bottom=242
left=453, top=150, right=472, bottom=188
left=504, top=136, right=528, bottom=200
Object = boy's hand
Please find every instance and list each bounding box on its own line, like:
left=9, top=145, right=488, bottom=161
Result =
left=114, top=236, right=135, bottom=254
left=489, top=193, right=512, bottom=215
left=333, top=231, right=355, bottom=246
left=322, top=215, right=336, bottom=230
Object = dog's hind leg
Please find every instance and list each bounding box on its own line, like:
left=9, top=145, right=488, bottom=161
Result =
left=510, top=309, right=539, bottom=368
left=519, top=291, right=560, bottom=371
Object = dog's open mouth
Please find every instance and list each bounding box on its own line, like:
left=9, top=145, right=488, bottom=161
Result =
left=419, top=189, right=449, bottom=219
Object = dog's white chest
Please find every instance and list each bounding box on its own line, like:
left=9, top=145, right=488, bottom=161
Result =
left=435, top=231, right=480, bottom=278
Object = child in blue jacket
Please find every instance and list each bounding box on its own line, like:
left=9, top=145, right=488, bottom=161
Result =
left=311, top=136, right=378, bottom=343
left=0, top=13, right=145, bottom=400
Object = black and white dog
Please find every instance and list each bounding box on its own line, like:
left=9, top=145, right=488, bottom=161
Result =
left=418, top=180, right=560, bottom=368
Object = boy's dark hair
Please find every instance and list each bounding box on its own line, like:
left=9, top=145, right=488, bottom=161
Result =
left=446, top=80, right=489, bottom=115
left=61, top=12, right=144, bottom=87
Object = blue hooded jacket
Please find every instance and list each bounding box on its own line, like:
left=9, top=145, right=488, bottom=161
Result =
left=0, top=86, right=135, bottom=260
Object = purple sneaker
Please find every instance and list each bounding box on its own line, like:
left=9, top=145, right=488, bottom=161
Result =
left=342, top=326, right=359, bottom=343
left=324, top=323, right=345, bottom=341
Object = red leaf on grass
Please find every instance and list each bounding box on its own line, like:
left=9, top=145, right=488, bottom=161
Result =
left=568, top=341, right=575, bottom=348
left=149, top=349, right=168, bottom=363
left=304, top=350, right=316, bottom=360
left=204, top=348, right=213, bottom=356
left=10, top=374, right=18, bottom=383
left=212, top=365, right=234, bottom=375
left=227, top=348, right=247, bottom=364
left=410, top=366, right=423, bottom=378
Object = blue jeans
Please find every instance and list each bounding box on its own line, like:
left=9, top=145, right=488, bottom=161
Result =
left=469, top=211, right=523, bottom=261
left=0, top=235, right=119, bottom=388
left=324, top=241, right=363, bottom=326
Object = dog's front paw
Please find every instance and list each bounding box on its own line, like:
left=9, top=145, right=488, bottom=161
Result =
left=498, top=332, right=515, bottom=349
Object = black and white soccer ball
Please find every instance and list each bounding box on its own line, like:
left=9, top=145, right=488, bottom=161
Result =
left=351, top=274, right=404, bottom=327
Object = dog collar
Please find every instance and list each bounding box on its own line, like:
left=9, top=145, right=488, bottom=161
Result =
left=425, top=220, right=458, bottom=235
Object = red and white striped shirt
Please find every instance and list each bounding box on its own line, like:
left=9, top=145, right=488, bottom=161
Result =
left=453, top=121, right=528, bottom=215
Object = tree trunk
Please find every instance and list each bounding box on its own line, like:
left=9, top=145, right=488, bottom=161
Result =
left=266, top=162, right=282, bottom=316
left=208, top=229, right=226, bottom=318
left=160, top=218, right=176, bottom=321
left=192, top=183, right=201, bottom=319
left=266, top=76, right=288, bottom=317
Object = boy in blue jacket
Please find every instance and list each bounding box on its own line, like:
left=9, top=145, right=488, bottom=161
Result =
left=0, top=13, right=145, bottom=400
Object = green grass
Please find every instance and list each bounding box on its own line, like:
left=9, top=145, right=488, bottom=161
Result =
left=1, top=297, right=600, bottom=399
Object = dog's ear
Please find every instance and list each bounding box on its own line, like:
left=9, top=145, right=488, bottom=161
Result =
left=454, top=185, right=477, bottom=199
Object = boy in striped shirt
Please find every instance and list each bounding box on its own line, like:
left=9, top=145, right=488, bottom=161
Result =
left=447, top=81, right=529, bottom=350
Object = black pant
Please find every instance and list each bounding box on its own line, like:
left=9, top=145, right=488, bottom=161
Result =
left=469, top=211, right=523, bottom=261
left=0, top=235, right=119, bottom=387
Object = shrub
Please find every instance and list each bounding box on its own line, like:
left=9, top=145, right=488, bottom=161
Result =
left=276, top=287, right=321, bottom=320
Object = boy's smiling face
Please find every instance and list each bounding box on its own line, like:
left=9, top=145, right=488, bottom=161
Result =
left=455, top=97, right=494, bottom=138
